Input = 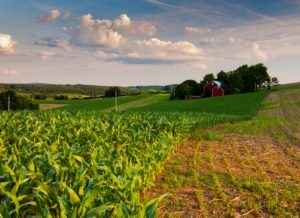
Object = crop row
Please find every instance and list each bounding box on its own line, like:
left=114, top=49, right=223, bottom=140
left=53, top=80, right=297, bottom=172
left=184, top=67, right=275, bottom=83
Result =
left=0, top=111, right=236, bottom=217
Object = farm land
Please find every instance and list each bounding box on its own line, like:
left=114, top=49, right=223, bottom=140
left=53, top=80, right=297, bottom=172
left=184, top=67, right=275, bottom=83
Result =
left=0, top=84, right=299, bottom=217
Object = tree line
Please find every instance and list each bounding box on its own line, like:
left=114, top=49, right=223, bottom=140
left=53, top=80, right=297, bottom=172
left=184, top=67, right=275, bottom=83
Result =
left=0, top=90, right=38, bottom=111
left=172, top=63, right=278, bottom=100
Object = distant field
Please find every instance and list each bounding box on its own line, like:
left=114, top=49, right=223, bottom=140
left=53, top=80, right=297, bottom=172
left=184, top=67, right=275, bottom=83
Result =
left=128, top=91, right=267, bottom=117
left=37, top=95, right=148, bottom=111
left=38, top=91, right=267, bottom=118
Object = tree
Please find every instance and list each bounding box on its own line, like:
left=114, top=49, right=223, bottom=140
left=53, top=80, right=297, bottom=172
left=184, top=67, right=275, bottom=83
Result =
left=174, top=83, right=192, bottom=99
left=182, top=80, right=200, bottom=95
left=217, top=71, right=231, bottom=94
left=203, top=74, right=215, bottom=82
left=34, top=94, right=47, bottom=100
left=173, top=80, right=201, bottom=99
left=250, top=63, right=270, bottom=89
left=0, top=90, right=38, bottom=111
left=105, top=87, right=121, bottom=97
left=54, top=95, right=68, bottom=100
left=217, top=71, right=227, bottom=81
left=271, top=77, right=279, bottom=86
left=227, top=71, right=244, bottom=93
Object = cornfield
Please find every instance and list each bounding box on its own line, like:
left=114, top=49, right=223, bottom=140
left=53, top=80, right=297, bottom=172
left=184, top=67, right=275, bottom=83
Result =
left=0, top=111, right=235, bottom=217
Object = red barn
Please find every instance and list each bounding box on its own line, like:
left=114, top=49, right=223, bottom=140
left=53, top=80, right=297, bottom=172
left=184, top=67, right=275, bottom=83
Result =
left=203, top=81, right=224, bottom=97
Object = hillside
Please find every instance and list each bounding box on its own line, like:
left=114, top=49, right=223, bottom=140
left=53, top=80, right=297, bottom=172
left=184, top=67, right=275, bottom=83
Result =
left=144, top=84, right=300, bottom=217
left=0, top=83, right=170, bottom=97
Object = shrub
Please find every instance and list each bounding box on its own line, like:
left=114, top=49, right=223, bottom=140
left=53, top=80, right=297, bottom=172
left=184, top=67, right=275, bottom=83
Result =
left=34, top=94, right=47, bottom=100
left=54, top=95, right=69, bottom=100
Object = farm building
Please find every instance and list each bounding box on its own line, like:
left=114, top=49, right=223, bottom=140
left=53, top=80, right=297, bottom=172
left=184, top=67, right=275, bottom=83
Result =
left=203, top=81, right=225, bottom=98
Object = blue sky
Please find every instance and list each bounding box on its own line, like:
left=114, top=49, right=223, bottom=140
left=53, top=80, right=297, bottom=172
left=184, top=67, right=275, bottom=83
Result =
left=1, top=0, right=300, bottom=85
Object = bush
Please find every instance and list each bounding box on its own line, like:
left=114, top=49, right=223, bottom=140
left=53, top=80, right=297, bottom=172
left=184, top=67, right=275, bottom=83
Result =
left=34, top=94, right=47, bottom=100
left=0, top=90, right=38, bottom=111
left=54, top=95, right=69, bottom=100
left=128, top=88, right=141, bottom=96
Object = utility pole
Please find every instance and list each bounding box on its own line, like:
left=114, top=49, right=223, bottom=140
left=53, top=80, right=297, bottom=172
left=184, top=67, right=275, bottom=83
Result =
left=114, top=88, right=118, bottom=112
left=7, top=94, right=10, bottom=111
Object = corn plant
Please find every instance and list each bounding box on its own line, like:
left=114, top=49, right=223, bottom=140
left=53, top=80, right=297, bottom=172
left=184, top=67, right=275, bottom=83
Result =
left=0, top=111, right=235, bottom=217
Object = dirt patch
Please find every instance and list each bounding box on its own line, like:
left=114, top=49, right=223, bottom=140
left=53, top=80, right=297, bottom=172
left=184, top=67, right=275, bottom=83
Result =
left=39, top=104, right=65, bottom=111
left=144, top=134, right=300, bottom=218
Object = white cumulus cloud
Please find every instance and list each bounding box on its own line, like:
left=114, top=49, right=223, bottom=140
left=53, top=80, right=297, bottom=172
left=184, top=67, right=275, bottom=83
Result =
left=118, top=38, right=203, bottom=63
left=71, top=14, right=158, bottom=48
left=128, top=21, right=157, bottom=37
left=75, top=14, right=126, bottom=48
left=68, top=14, right=202, bottom=64
left=38, top=9, right=61, bottom=23
left=113, top=14, right=131, bottom=29
left=135, top=38, right=201, bottom=56
left=0, top=33, right=16, bottom=54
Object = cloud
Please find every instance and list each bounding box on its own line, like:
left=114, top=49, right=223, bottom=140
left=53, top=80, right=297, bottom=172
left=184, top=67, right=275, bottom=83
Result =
left=128, top=21, right=157, bottom=37
left=70, top=13, right=157, bottom=49
left=113, top=14, right=131, bottom=29
left=38, top=51, right=57, bottom=60
left=35, top=38, right=72, bottom=51
left=74, top=14, right=126, bottom=48
left=0, top=68, right=18, bottom=76
left=184, top=15, right=300, bottom=64
left=67, top=13, right=203, bottom=64
left=134, top=38, right=201, bottom=57
left=0, top=33, right=16, bottom=54
left=252, top=43, right=269, bottom=61
left=98, top=38, right=203, bottom=64
left=185, top=26, right=211, bottom=35
left=38, top=9, right=61, bottom=23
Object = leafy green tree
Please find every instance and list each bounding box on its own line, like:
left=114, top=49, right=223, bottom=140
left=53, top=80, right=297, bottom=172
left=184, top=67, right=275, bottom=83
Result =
left=105, top=87, right=122, bottom=97
left=0, top=90, right=38, bottom=110
left=250, top=63, right=270, bottom=89
left=54, top=95, right=69, bottom=100
left=203, top=74, right=215, bottom=82
left=173, top=80, right=201, bottom=99
left=227, top=71, right=244, bottom=93
left=217, top=71, right=227, bottom=81
left=217, top=71, right=231, bottom=94
left=174, top=83, right=192, bottom=99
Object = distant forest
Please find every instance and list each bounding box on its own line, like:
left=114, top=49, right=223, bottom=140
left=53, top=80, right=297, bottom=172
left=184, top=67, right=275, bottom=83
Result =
left=0, top=84, right=173, bottom=97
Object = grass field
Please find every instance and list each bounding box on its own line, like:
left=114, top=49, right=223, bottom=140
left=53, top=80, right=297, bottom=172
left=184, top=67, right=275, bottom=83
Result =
left=128, top=92, right=267, bottom=117
left=144, top=85, right=300, bottom=217
left=38, top=91, right=267, bottom=118
left=37, top=95, right=148, bottom=111
left=1, top=85, right=299, bottom=217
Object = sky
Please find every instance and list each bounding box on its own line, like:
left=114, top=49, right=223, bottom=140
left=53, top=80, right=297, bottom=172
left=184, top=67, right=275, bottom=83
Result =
left=0, top=0, right=300, bottom=85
